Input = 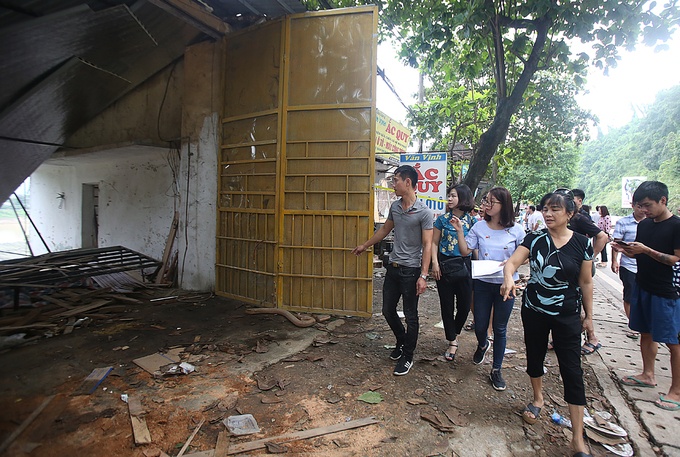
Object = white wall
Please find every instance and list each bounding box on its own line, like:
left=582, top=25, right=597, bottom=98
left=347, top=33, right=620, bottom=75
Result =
left=30, top=147, right=176, bottom=264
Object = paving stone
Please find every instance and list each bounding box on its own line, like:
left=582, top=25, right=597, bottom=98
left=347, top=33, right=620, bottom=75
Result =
left=634, top=400, right=680, bottom=447
left=661, top=445, right=680, bottom=456
left=599, top=346, right=671, bottom=379
left=617, top=377, right=672, bottom=403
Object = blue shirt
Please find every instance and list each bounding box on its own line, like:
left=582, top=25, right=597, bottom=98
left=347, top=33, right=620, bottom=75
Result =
left=612, top=213, right=641, bottom=274
left=434, top=211, right=476, bottom=258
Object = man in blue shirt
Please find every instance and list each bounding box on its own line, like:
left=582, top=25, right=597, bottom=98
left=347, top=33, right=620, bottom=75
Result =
left=352, top=165, right=433, bottom=376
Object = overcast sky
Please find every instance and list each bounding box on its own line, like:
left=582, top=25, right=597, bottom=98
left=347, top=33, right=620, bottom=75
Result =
left=376, top=32, right=680, bottom=138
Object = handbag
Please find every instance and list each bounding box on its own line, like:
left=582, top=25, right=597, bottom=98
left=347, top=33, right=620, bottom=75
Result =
left=439, top=255, right=469, bottom=279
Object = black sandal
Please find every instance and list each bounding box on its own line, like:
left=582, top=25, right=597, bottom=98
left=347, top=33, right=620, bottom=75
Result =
left=444, top=341, right=458, bottom=361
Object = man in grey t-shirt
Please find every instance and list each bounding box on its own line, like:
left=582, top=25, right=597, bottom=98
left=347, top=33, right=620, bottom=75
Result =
left=352, top=165, right=433, bottom=376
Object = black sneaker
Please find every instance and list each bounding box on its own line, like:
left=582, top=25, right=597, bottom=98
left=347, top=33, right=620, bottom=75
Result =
left=490, top=369, right=506, bottom=391
left=389, top=344, right=403, bottom=361
left=393, top=356, right=413, bottom=376
left=473, top=340, right=489, bottom=365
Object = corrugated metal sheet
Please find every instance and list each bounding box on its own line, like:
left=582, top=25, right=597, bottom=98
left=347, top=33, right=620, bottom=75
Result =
left=0, top=0, right=306, bottom=204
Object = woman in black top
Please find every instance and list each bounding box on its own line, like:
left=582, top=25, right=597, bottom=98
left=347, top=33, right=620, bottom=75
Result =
left=501, top=190, right=594, bottom=457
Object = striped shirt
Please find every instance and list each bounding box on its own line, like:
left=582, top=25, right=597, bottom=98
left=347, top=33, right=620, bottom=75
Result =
left=612, top=214, right=641, bottom=273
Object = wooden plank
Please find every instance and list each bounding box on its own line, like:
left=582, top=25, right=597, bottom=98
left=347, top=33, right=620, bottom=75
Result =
left=214, top=430, right=230, bottom=457
left=54, top=299, right=112, bottom=318
left=156, top=211, right=178, bottom=284
left=38, top=294, right=75, bottom=309
left=128, top=395, right=151, bottom=445
left=130, top=415, right=152, bottom=445
left=0, top=395, right=55, bottom=454
left=227, top=417, right=378, bottom=454
left=177, top=418, right=205, bottom=457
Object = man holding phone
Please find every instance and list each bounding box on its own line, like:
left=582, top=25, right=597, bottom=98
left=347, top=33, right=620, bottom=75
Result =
left=613, top=181, right=680, bottom=412
left=611, top=202, right=646, bottom=339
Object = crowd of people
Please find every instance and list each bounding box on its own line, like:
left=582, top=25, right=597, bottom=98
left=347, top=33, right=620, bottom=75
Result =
left=352, top=165, right=680, bottom=457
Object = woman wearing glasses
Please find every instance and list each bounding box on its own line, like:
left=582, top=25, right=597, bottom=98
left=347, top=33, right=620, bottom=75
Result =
left=431, top=184, right=476, bottom=362
left=500, top=189, right=594, bottom=457
left=453, top=187, right=525, bottom=391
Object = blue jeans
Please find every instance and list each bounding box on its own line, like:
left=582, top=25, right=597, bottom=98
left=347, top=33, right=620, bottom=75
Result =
left=473, top=279, right=515, bottom=370
left=383, top=264, right=421, bottom=359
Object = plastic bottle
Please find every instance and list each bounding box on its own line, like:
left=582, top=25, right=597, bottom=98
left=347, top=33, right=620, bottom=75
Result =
left=551, top=411, right=572, bottom=428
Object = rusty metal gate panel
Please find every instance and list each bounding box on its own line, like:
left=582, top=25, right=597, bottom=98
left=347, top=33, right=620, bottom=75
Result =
left=217, top=7, right=377, bottom=316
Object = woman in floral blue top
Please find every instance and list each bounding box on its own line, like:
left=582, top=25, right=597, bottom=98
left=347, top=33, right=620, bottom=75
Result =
left=431, top=184, right=476, bottom=362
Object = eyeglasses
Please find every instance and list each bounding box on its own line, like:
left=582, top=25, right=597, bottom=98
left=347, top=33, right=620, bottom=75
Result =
left=481, top=198, right=500, bottom=207
left=553, top=188, right=574, bottom=200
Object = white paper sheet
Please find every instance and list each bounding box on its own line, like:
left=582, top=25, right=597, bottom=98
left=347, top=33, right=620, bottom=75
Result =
left=471, top=260, right=504, bottom=279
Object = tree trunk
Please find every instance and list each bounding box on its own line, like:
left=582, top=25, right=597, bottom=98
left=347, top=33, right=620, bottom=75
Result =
left=462, top=16, right=550, bottom=194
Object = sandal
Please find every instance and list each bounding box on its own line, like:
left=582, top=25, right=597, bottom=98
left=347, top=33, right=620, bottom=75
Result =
left=521, top=403, right=542, bottom=425
left=444, top=341, right=458, bottom=362
left=581, top=342, right=602, bottom=355
left=463, top=321, right=475, bottom=331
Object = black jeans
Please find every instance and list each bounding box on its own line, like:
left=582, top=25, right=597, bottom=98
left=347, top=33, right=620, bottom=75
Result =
left=383, top=264, right=420, bottom=359
left=435, top=260, right=472, bottom=341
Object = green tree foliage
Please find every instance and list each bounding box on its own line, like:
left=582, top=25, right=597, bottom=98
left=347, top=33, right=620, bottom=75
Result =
left=578, top=85, right=680, bottom=215
left=376, top=0, right=679, bottom=192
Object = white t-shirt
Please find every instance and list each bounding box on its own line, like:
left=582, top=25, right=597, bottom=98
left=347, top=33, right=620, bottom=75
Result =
left=528, top=212, right=545, bottom=230
left=465, top=221, right=526, bottom=284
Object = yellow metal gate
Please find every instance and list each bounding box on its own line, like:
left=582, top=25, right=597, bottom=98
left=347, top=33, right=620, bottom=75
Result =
left=217, top=7, right=377, bottom=316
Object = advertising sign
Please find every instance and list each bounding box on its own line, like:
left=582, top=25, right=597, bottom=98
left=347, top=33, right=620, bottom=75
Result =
left=400, top=153, right=447, bottom=218
left=376, top=109, right=411, bottom=164
left=622, top=176, right=646, bottom=208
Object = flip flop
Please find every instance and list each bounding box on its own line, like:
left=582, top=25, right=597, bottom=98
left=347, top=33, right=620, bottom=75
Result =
left=581, top=342, right=602, bottom=355
left=619, top=375, right=656, bottom=388
left=521, top=403, right=541, bottom=425
left=655, top=394, right=680, bottom=411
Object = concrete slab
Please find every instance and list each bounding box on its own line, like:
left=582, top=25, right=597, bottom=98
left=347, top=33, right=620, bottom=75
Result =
left=586, top=355, right=658, bottom=457
left=596, top=325, right=642, bottom=351
left=634, top=400, right=680, bottom=448
left=661, top=445, right=680, bottom=456
left=598, top=347, right=672, bottom=380
left=617, top=377, right=672, bottom=403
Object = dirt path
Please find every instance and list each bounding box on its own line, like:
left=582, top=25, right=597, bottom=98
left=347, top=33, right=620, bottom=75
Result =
left=0, top=272, right=612, bottom=456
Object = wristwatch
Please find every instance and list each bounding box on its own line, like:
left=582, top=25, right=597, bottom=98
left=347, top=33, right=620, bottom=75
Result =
left=420, top=274, right=427, bottom=280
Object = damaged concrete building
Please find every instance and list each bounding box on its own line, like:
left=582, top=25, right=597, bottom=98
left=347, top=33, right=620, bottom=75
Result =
left=0, top=0, right=378, bottom=316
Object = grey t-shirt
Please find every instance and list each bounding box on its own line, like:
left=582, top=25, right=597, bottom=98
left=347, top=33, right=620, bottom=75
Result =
left=387, top=198, right=434, bottom=268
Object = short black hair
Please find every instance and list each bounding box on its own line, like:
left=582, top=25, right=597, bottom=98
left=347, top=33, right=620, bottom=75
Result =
left=633, top=181, right=668, bottom=203
left=571, top=189, right=585, bottom=200
left=394, top=165, right=418, bottom=188
left=529, top=205, right=535, bottom=211
left=540, top=192, right=576, bottom=215
left=451, top=184, right=475, bottom=212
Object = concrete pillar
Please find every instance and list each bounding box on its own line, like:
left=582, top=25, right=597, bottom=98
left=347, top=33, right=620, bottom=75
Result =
left=177, top=40, right=223, bottom=290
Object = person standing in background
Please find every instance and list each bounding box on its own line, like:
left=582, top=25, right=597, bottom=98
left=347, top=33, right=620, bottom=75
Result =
left=596, top=205, right=612, bottom=268
left=570, top=189, right=608, bottom=355
left=611, top=202, right=646, bottom=339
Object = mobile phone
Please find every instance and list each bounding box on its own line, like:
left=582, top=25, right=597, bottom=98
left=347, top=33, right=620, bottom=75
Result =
left=614, top=239, right=630, bottom=246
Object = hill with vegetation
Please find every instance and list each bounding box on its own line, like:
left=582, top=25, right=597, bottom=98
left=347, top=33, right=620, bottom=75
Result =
left=577, top=84, right=680, bottom=215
